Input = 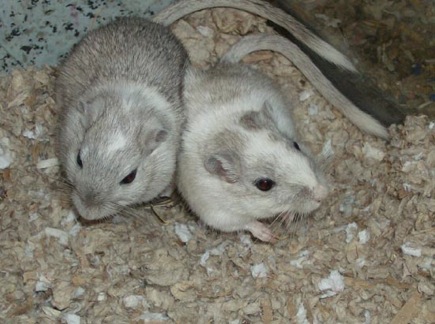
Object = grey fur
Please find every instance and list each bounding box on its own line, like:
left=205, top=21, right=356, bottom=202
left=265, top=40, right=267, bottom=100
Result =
left=56, top=17, right=189, bottom=220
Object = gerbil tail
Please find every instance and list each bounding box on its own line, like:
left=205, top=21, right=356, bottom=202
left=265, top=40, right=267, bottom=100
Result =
left=270, top=0, right=411, bottom=129
left=153, top=0, right=356, bottom=72
left=223, top=34, right=389, bottom=139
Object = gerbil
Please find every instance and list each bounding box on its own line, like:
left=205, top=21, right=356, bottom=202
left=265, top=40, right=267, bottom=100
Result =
left=56, top=17, right=189, bottom=220
left=154, top=0, right=389, bottom=138
left=176, top=35, right=330, bottom=242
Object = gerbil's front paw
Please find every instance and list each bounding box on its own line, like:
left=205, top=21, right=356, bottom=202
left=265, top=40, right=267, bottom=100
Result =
left=245, top=221, right=277, bottom=243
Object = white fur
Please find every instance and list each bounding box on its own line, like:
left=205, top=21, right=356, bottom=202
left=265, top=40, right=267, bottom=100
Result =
left=245, top=136, right=319, bottom=189
left=177, top=64, right=328, bottom=242
left=106, top=132, right=127, bottom=153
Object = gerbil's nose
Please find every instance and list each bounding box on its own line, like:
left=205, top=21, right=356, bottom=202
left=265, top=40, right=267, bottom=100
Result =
left=313, top=185, right=328, bottom=202
left=82, top=190, right=99, bottom=208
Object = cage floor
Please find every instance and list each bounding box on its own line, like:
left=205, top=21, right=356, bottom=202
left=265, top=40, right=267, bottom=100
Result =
left=1, top=0, right=175, bottom=74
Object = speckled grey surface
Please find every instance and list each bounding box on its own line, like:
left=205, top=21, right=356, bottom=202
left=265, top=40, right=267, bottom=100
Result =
left=0, top=0, right=176, bottom=74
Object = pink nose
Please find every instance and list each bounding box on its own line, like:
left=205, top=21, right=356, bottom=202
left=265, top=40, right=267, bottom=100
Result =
left=313, top=185, right=328, bottom=202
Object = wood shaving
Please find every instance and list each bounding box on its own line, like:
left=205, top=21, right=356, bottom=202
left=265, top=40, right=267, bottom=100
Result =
left=0, top=7, right=433, bottom=323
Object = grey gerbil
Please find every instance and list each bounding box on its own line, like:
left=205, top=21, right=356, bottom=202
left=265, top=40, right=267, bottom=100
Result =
left=176, top=35, right=330, bottom=242
left=154, top=0, right=389, bottom=138
left=56, top=17, right=189, bottom=220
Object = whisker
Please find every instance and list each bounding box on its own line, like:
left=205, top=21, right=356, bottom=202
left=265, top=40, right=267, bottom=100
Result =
left=265, top=210, right=293, bottom=241
left=45, top=174, right=184, bottom=228
left=149, top=205, right=168, bottom=224
left=288, top=212, right=309, bottom=237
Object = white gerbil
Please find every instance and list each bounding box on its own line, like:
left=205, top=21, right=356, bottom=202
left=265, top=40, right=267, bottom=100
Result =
left=154, top=0, right=388, bottom=138
left=176, top=35, right=330, bottom=242
left=56, top=17, right=189, bottom=220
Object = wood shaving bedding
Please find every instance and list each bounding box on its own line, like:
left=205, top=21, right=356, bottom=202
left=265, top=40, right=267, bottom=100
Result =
left=0, top=7, right=433, bottom=324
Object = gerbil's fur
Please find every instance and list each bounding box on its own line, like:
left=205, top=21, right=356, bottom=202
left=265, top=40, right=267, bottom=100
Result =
left=223, top=34, right=389, bottom=139
left=56, top=17, right=189, bottom=220
left=177, top=61, right=328, bottom=242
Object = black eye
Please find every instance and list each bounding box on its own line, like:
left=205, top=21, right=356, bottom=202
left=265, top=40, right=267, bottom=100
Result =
left=120, top=169, right=137, bottom=185
left=77, top=151, right=83, bottom=168
left=293, top=142, right=300, bottom=151
left=254, top=178, right=275, bottom=191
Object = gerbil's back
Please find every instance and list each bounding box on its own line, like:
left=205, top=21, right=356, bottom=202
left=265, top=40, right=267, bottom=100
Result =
left=185, top=63, right=280, bottom=110
left=184, top=63, right=289, bottom=121
left=57, top=17, right=188, bottom=107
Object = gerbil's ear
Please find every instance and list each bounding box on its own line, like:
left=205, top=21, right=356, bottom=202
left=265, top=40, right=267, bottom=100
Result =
left=143, top=128, right=168, bottom=153
left=259, top=101, right=297, bottom=140
left=239, top=111, right=263, bottom=130
left=78, top=97, right=105, bottom=122
left=204, top=151, right=241, bottom=183
left=239, top=101, right=275, bottom=130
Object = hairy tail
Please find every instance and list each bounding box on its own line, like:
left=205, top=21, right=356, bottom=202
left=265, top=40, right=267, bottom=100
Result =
left=222, top=34, right=389, bottom=139
left=153, top=0, right=357, bottom=73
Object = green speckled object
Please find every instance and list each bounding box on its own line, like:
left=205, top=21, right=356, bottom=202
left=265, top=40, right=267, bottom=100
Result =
left=0, top=0, right=176, bottom=74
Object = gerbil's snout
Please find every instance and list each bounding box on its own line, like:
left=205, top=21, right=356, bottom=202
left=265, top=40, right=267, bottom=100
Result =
left=82, top=191, right=100, bottom=208
left=313, top=184, right=328, bottom=202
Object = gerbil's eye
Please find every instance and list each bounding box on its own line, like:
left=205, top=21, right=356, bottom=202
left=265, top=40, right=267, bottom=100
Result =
left=76, top=151, right=83, bottom=168
left=293, top=142, right=301, bottom=151
left=120, top=169, right=137, bottom=185
left=254, top=178, right=275, bottom=191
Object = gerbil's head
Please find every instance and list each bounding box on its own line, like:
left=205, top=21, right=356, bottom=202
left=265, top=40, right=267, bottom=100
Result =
left=59, top=87, right=177, bottom=220
left=203, top=103, right=328, bottom=219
